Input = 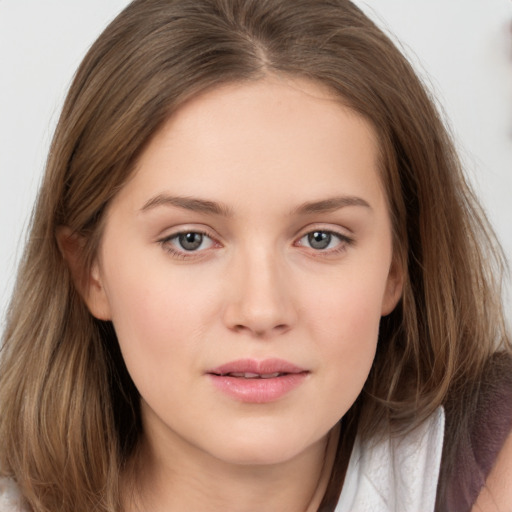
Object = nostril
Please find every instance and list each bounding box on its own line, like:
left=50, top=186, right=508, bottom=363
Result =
left=253, top=324, right=290, bottom=337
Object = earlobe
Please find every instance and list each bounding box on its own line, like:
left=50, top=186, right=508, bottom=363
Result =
left=381, top=258, right=404, bottom=316
left=56, top=227, right=112, bottom=321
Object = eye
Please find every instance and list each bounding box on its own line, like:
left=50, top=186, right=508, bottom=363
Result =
left=297, top=230, right=352, bottom=252
left=160, top=230, right=216, bottom=255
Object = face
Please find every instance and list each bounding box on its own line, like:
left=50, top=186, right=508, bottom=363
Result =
left=84, top=77, right=402, bottom=467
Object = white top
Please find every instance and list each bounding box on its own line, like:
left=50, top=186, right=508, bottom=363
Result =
left=0, top=478, right=23, bottom=512
left=0, top=408, right=445, bottom=512
left=335, top=407, right=445, bottom=512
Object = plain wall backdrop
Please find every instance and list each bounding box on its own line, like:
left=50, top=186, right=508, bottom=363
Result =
left=1, top=1, right=511, bottom=332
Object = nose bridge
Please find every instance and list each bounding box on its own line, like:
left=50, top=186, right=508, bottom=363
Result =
left=223, top=240, right=295, bottom=336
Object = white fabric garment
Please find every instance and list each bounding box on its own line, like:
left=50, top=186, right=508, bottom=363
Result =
left=0, top=408, right=445, bottom=512
left=0, top=478, right=24, bottom=512
left=335, top=407, right=445, bottom=512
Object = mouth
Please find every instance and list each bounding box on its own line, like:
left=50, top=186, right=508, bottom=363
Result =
left=206, top=359, right=309, bottom=403
left=207, top=358, right=307, bottom=376
left=212, top=372, right=289, bottom=379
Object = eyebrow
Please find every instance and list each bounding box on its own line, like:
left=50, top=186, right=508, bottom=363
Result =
left=292, top=196, right=371, bottom=215
left=140, top=193, right=371, bottom=217
left=140, top=194, right=233, bottom=216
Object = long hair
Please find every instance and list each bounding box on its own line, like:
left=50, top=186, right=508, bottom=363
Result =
left=0, top=1, right=509, bottom=510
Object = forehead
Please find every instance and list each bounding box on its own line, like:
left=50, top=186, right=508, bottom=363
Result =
left=158, top=76, right=378, bottom=158
left=114, top=76, right=385, bottom=213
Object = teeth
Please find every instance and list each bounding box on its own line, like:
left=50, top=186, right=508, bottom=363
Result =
left=224, top=372, right=283, bottom=379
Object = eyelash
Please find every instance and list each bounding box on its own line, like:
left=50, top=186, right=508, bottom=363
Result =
left=158, top=228, right=354, bottom=260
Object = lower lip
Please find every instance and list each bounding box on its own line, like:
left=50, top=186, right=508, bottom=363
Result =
left=208, top=373, right=308, bottom=403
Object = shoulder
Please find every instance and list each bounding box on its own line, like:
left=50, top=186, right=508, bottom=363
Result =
left=472, top=413, right=512, bottom=510
left=0, top=478, right=26, bottom=512
left=439, top=351, right=512, bottom=512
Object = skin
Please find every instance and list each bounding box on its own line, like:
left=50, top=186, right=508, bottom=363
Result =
left=78, top=77, right=403, bottom=511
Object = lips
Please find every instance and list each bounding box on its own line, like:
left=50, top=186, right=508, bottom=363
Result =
left=206, top=359, right=309, bottom=403
left=219, top=372, right=283, bottom=379
left=209, top=358, right=306, bottom=376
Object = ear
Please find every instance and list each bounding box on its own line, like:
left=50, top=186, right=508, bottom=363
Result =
left=56, top=226, right=112, bottom=321
left=381, top=256, right=404, bottom=316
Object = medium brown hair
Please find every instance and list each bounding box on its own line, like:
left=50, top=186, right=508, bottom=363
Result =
left=1, top=1, right=509, bottom=510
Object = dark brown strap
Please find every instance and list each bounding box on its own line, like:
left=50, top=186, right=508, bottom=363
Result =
left=436, top=351, right=512, bottom=512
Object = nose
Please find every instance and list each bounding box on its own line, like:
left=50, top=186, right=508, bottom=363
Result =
left=222, top=247, right=297, bottom=338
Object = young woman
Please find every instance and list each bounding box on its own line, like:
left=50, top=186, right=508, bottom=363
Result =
left=0, top=1, right=510, bottom=511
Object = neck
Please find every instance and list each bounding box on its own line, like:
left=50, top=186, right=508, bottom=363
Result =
left=123, top=424, right=340, bottom=512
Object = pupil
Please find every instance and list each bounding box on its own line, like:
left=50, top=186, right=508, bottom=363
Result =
left=308, top=231, right=331, bottom=250
left=179, top=232, right=203, bottom=251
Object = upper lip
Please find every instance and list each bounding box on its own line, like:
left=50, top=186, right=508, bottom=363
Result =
left=207, top=358, right=308, bottom=377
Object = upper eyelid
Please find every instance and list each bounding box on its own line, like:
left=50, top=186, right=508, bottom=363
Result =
left=158, top=225, right=220, bottom=242
left=294, top=223, right=353, bottom=240
left=161, top=228, right=211, bottom=239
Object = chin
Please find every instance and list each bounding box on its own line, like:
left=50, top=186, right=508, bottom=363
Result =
left=208, top=428, right=326, bottom=467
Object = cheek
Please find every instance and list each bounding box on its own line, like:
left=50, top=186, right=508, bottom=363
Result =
left=316, top=286, right=381, bottom=369
left=100, top=254, right=218, bottom=380
left=101, top=271, right=220, bottom=425
left=300, top=267, right=388, bottom=408
left=304, top=262, right=388, bottom=340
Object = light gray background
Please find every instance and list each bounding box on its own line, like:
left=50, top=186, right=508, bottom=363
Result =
left=1, top=1, right=511, bottom=331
